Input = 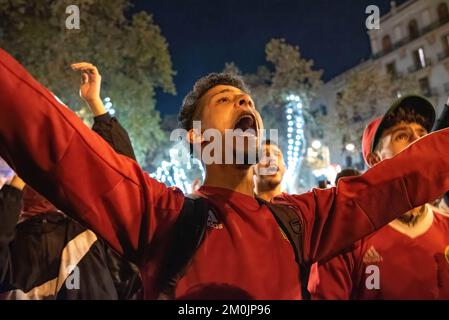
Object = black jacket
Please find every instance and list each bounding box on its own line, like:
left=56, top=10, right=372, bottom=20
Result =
left=0, top=113, right=142, bottom=299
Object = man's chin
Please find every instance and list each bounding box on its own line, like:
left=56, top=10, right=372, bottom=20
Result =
left=233, top=148, right=259, bottom=165
left=262, top=175, right=281, bottom=185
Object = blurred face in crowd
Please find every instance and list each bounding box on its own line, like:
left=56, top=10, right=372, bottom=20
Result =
left=254, top=143, right=286, bottom=189
left=368, top=121, right=428, bottom=166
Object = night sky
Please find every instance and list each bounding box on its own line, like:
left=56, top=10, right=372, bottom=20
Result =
left=131, top=0, right=407, bottom=116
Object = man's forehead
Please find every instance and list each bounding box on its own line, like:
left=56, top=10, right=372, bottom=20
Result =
left=204, top=84, right=246, bottom=98
left=381, top=121, right=427, bottom=137
left=264, top=143, right=281, bottom=153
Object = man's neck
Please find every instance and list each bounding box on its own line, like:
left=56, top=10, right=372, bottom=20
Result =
left=255, top=184, right=282, bottom=202
left=396, top=205, right=427, bottom=227
left=203, top=164, right=255, bottom=197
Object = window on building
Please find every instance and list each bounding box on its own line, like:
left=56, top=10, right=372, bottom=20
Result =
left=336, top=91, right=343, bottom=103
left=382, top=35, right=392, bottom=52
left=408, top=19, right=419, bottom=39
left=419, top=77, right=431, bottom=97
left=412, top=47, right=427, bottom=69
left=320, top=104, right=327, bottom=116
left=386, top=61, right=397, bottom=78
left=438, top=2, right=449, bottom=24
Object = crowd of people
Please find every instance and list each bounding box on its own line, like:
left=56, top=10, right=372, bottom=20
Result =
left=0, top=47, right=449, bottom=299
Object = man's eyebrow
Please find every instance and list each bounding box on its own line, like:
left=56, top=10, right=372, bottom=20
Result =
left=209, top=88, right=240, bottom=100
left=387, top=125, right=410, bottom=135
left=416, top=127, right=427, bottom=133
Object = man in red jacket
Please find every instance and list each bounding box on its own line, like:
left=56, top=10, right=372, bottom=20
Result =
left=308, top=96, right=449, bottom=299
left=1, top=48, right=449, bottom=299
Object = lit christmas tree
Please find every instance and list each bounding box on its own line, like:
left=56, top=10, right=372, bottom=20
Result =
left=150, top=142, right=204, bottom=193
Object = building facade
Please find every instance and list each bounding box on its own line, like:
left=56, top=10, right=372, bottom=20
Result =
left=311, top=0, right=449, bottom=170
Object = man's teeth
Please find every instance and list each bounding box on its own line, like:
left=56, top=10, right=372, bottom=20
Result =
left=235, top=129, right=256, bottom=137
left=267, top=166, right=278, bottom=174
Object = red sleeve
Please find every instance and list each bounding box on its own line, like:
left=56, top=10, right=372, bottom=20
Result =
left=308, top=251, right=354, bottom=300
left=0, top=49, right=184, bottom=263
left=274, top=126, right=449, bottom=264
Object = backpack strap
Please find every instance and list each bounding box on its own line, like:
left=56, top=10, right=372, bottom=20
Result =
left=157, top=194, right=210, bottom=300
left=256, top=197, right=311, bottom=300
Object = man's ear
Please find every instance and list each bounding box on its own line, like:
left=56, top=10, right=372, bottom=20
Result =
left=252, top=164, right=258, bottom=176
left=186, top=128, right=203, bottom=145
left=366, top=152, right=381, bottom=168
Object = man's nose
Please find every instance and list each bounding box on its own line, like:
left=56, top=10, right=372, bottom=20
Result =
left=410, top=131, right=421, bottom=142
left=237, top=94, right=253, bottom=108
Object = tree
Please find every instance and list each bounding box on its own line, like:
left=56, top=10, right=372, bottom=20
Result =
left=224, top=39, right=322, bottom=123
left=0, top=0, right=176, bottom=169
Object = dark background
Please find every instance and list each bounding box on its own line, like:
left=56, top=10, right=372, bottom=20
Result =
left=131, top=0, right=408, bottom=115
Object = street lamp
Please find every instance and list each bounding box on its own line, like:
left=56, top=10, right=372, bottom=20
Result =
left=312, top=140, right=321, bottom=149
left=345, top=143, right=355, bottom=152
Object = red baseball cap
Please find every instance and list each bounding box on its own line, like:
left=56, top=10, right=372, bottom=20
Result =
left=362, top=117, right=382, bottom=165
left=361, top=95, right=435, bottom=166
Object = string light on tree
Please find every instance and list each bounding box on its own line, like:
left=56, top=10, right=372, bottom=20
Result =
left=150, top=143, right=204, bottom=193
left=284, top=94, right=307, bottom=192
left=104, top=97, right=116, bottom=115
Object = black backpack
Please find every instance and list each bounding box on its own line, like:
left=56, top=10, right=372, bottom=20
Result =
left=157, top=194, right=311, bottom=300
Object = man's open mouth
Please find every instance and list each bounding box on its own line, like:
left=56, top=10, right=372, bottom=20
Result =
left=233, top=113, right=257, bottom=135
left=266, top=164, right=279, bottom=175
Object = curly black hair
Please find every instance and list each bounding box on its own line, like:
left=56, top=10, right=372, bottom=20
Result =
left=177, top=73, right=250, bottom=131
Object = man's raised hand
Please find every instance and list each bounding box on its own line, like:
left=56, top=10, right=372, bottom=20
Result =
left=71, top=62, right=106, bottom=116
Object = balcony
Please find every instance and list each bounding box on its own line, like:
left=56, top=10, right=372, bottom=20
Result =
left=407, top=58, right=432, bottom=73
left=372, top=18, right=449, bottom=60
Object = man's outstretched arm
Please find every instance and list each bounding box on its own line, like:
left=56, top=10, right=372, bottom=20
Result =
left=0, top=49, right=184, bottom=264
left=275, top=124, right=449, bottom=264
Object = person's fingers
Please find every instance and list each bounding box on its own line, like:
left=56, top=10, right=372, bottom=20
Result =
left=83, top=67, right=100, bottom=77
left=81, top=72, right=89, bottom=84
left=71, top=63, right=100, bottom=76
left=75, top=64, right=99, bottom=75
left=73, top=66, right=96, bottom=74
left=71, top=62, right=93, bottom=69
left=90, top=65, right=99, bottom=76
